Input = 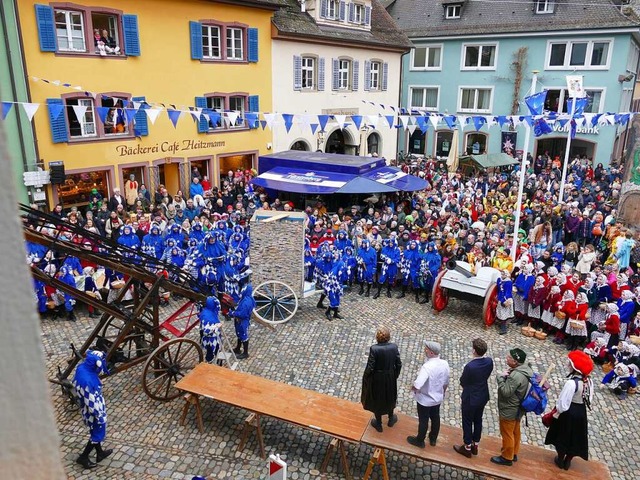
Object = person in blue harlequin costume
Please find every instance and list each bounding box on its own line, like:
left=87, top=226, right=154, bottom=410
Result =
left=25, top=240, right=48, bottom=266
left=223, top=253, right=243, bottom=302
left=189, top=222, right=206, bottom=244
left=164, top=223, right=186, bottom=249
left=374, top=238, right=401, bottom=299
left=161, top=238, right=178, bottom=263
left=166, top=246, right=186, bottom=279
left=229, top=282, right=256, bottom=359
left=495, top=269, right=515, bottom=335
left=216, top=220, right=232, bottom=243
left=334, top=230, right=353, bottom=255
left=62, top=254, right=83, bottom=276
left=314, top=248, right=334, bottom=309
left=342, top=245, right=357, bottom=287
left=229, top=229, right=249, bottom=255
left=324, top=249, right=345, bottom=320
left=199, top=233, right=227, bottom=289
left=57, top=265, right=78, bottom=321
left=34, top=276, right=48, bottom=318
left=357, top=239, right=377, bottom=297
left=397, top=240, right=420, bottom=300
left=200, top=296, right=222, bottom=363
left=420, top=242, right=442, bottom=304
left=141, top=224, right=164, bottom=260
left=83, top=266, right=102, bottom=318
left=199, top=258, right=220, bottom=295
left=304, top=248, right=316, bottom=283
left=117, top=224, right=141, bottom=263
left=73, top=350, right=112, bottom=469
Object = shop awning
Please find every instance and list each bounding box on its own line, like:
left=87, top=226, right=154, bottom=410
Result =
left=459, top=153, right=518, bottom=169
left=251, top=165, right=428, bottom=194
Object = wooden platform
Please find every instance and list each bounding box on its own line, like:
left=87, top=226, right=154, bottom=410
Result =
left=360, top=413, right=612, bottom=480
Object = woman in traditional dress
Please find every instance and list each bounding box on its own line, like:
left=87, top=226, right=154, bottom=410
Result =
left=495, top=269, right=514, bottom=335
left=565, top=292, right=589, bottom=350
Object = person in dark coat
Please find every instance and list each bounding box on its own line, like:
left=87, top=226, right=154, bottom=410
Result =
left=454, top=338, right=494, bottom=458
left=361, top=326, right=402, bottom=432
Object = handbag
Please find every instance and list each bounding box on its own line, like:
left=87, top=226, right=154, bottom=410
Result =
left=542, top=407, right=557, bottom=428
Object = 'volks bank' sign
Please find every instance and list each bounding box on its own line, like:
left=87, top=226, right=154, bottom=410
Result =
left=552, top=124, right=599, bottom=135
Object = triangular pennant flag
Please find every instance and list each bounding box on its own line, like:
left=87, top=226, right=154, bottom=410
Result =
left=317, top=114, right=330, bottom=131
left=351, top=115, right=363, bottom=130
left=472, top=116, right=487, bottom=131
left=558, top=118, right=569, bottom=127
left=591, top=113, right=603, bottom=126
left=520, top=116, right=534, bottom=127
left=384, top=115, right=395, bottom=128
left=458, top=115, right=468, bottom=128
left=583, top=113, right=596, bottom=126
left=524, top=90, right=548, bottom=116
left=47, top=102, right=64, bottom=121
left=264, top=113, right=278, bottom=128
left=443, top=115, right=456, bottom=129
left=398, top=115, right=409, bottom=127
left=407, top=124, right=417, bottom=135
left=124, top=108, right=138, bottom=125
left=282, top=113, right=294, bottom=133
left=415, top=116, right=428, bottom=133
left=615, top=113, right=630, bottom=126
left=167, top=108, right=182, bottom=128
left=429, top=115, right=440, bottom=128
left=334, top=115, right=346, bottom=129
left=366, top=115, right=379, bottom=128
left=72, top=104, right=88, bottom=122
left=21, top=103, right=40, bottom=121
left=260, top=120, right=267, bottom=130
left=209, top=111, right=221, bottom=127
left=189, top=107, right=202, bottom=122
left=310, top=123, right=319, bottom=135
left=495, top=116, right=508, bottom=127
left=227, top=111, right=239, bottom=126
left=145, top=107, right=162, bottom=125
left=245, top=112, right=258, bottom=129
left=96, top=106, right=110, bottom=124
left=575, top=117, right=585, bottom=127
left=1, top=102, right=13, bottom=120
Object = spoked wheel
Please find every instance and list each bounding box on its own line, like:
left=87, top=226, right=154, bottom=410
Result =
left=483, top=284, right=498, bottom=328
left=431, top=271, right=449, bottom=312
left=142, top=338, right=203, bottom=402
left=253, top=280, right=298, bottom=325
left=98, top=316, right=154, bottom=366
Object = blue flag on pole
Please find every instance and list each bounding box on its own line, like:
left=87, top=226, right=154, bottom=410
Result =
left=533, top=118, right=553, bottom=137
left=567, top=97, right=588, bottom=116
left=524, top=90, right=547, bottom=115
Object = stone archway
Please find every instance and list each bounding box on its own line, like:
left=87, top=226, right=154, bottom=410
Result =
left=325, top=128, right=356, bottom=155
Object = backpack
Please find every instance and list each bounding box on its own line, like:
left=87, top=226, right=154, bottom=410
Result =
left=520, top=372, right=549, bottom=415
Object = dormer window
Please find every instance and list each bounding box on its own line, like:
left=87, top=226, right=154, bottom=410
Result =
left=354, top=4, right=364, bottom=23
left=445, top=4, right=462, bottom=19
left=535, top=0, right=555, bottom=14
left=327, top=0, right=338, bottom=19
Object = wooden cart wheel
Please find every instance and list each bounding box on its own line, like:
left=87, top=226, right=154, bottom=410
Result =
left=99, top=316, right=154, bottom=365
left=431, top=271, right=449, bottom=312
left=483, top=284, right=498, bottom=328
left=253, top=280, right=298, bottom=325
left=142, top=338, right=203, bottom=402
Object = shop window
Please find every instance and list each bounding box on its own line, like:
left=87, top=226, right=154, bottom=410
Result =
left=35, top=5, right=139, bottom=56
left=466, top=133, right=487, bottom=155
left=409, top=130, right=426, bottom=155
left=435, top=131, right=453, bottom=157
left=57, top=170, right=109, bottom=208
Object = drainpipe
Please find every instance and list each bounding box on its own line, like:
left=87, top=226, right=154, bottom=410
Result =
left=396, top=49, right=409, bottom=166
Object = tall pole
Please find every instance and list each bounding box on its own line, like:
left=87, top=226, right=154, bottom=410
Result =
left=558, top=96, right=577, bottom=204
left=511, top=70, right=538, bottom=261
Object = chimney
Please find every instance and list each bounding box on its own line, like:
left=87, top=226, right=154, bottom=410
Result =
left=300, top=0, right=306, bottom=13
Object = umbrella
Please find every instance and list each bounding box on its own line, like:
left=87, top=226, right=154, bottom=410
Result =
left=446, top=128, right=459, bottom=177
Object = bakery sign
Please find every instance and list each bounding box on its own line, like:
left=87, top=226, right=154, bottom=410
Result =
left=115, top=139, right=226, bottom=157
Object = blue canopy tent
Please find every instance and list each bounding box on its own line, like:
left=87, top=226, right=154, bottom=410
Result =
left=253, top=151, right=428, bottom=194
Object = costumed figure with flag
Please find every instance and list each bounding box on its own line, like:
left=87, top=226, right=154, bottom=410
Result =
left=356, top=239, right=377, bottom=297
left=73, top=350, right=113, bottom=469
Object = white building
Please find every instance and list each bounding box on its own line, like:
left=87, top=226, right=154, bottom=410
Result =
left=271, top=0, right=411, bottom=159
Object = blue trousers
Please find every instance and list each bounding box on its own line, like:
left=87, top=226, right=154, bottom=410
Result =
left=461, top=402, right=486, bottom=445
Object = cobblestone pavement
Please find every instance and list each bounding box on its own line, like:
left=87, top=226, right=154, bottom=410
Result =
left=42, top=288, right=638, bottom=480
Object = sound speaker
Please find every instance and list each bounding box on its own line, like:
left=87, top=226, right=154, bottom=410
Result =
left=49, top=161, right=66, bottom=185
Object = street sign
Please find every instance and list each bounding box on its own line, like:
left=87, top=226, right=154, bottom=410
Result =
left=23, top=170, right=50, bottom=187
left=268, top=454, right=287, bottom=480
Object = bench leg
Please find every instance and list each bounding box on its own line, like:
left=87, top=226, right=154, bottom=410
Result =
left=337, top=439, right=352, bottom=480
left=237, top=413, right=265, bottom=459
left=179, top=394, right=204, bottom=434
left=363, top=448, right=388, bottom=480
left=320, top=438, right=337, bottom=474
left=320, top=438, right=351, bottom=480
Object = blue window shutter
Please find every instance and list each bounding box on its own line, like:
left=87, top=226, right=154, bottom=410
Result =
left=332, top=58, right=339, bottom=91
left=132, top=96, right=149, bottom=136
left=382, top=62, right=388, bottom=91
left=349, top=3, right=355, bottom=22
left=35, top=5, right=56, bottom=52
left=364, top=60, right=371, bottom=91
left=318, top=57, right=325, bottom=91
left=190, top=21, right=203, bottom=60
left=195, top=97, right=208, bottom=133
left=47, top=99, right=68, bottom=143
left=247, top=28, right=258, bottom=63
left=352, top=60, right=359, bottom=91
left=339, top=1, right=346, bottom=20
left=293, top=55, right=302, bottom=90
left=365, top=6, right=371, bottom=26
left=122, top=14, right=141, bottom=56
left=320, top=0, right=328, bottom=18
left=248, top=95, right=259, bottom=113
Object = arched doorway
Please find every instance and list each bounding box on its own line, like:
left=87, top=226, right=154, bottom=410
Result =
left=408, top=130, right=426, bottom=154
left=434, top=130, right=453, bottom=158
left=465, top=132, right=488, bottom=155
left=535, top=137, right=597, bottom=163
left=367, top=132, right=381, bottom=156
left=325, top=128, right=355, bottom=155
left=290, top=139, right=311, bottom=151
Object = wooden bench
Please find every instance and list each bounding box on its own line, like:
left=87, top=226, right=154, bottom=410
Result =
left=175, top=363, right=371, bottom=479
left=360, top=413, right=612, bottom=480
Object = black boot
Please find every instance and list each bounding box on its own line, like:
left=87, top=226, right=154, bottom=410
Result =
left=415, top=290, right=421, bottom=303
left=95, top=443, right=113, bottom=463
left=358, top=283, right=365, bottom=295
left=373, top=284, right=382, bottom=299
left=419, top=291, right=429, bottom=304
left=325, top=307, right=333, bottom=321
left=365, top=284, right=371, bottom=297
left=333, top=308, right=344, bottom=319
left=236, top=341, right=249, bottom=359
left=54, top=305, right=65, bottom=319
left=316, top=294, right=326, bottom=309
left=76, top=441, right=97, bottom=469
left=386, top=285, right=392, bottom=298
left=67, top=310, right=77, bottom=322
left=233, top=339, right=242, bottom=354
left=498, top=320, right=508, bottom=335
left=397, top=285, right=406, bottom=299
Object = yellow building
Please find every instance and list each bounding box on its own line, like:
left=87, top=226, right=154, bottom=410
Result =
left=18, top=0, right=277, bottom=209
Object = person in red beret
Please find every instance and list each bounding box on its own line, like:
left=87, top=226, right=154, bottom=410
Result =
left=544, top=350, right=594, bottom=471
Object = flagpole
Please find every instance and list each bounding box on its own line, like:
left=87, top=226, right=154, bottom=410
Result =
left=511, top=70, right=538, bottom=262
left=558, top=95, right=576, bottom=204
